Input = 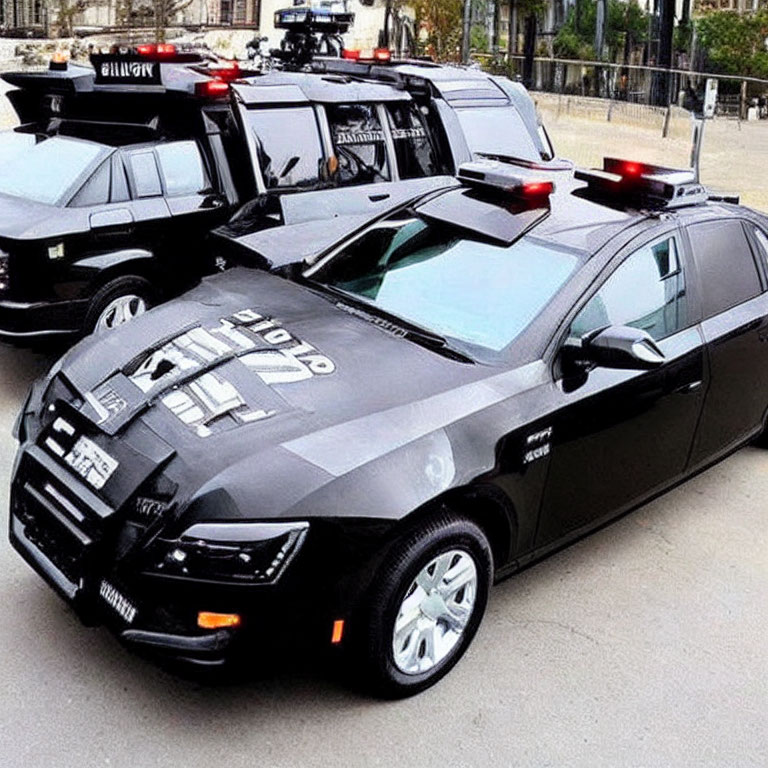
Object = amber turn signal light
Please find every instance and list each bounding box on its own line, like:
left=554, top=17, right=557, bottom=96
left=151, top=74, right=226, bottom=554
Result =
left=331, top=619, right=344, bottom=644
left=197, top=611, right=242, bottom=630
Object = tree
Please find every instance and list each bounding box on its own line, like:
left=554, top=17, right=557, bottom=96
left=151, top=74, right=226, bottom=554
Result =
left=553, top=0, right=648, bottom=61
left=696, top=9, right=768, bottom=79
left=152, top=0, right=194, bottom=41
left=55, top=0, right=91, bottom=37
left=413, top=0, right=464, bottom=61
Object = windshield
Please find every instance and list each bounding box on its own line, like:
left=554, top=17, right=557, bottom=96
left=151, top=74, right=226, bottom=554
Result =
left=309, top=213, right=580, bottom=353
left=0, top=136, right=110, bottom=205
left=456, top=106, right=542, bottom=162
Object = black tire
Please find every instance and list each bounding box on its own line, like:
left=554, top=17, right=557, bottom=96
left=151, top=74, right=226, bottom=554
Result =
left=84, top=276, right=156, bottom=335
left=354, top=512, right=493, bottom=698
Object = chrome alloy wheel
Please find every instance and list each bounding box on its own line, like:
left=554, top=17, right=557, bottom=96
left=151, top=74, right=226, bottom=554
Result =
left=392, top=549, right=478, bottom=675
left=95, top=294, right=147, bottom=332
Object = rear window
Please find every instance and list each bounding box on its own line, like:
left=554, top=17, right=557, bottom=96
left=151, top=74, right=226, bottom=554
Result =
left=327, top=103, right=390, bottom=186
left=0, top=136, right=109, bottom=205
left=456, top=106, right=541, bottom=162
left=245, top=106, right=324, bottom=190
left=688, top=220, right=762, bottom=318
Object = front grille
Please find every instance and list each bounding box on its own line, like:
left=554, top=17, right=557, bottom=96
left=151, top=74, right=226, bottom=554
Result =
left=12, top=445, right=115, bottom=595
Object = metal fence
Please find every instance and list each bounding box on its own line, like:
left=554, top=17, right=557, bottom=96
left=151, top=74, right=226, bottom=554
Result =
left=475, top=54, right=768, bottom=120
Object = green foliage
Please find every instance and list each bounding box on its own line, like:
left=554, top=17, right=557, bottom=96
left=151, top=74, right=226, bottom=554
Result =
left=413, top=0, right=464, bottom=61
left=696, top=9, right=768, bottom=79
left=553, top=0, right=649, bottom=61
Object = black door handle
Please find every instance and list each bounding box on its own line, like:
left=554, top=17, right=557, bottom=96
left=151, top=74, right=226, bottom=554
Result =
left=369, top=193, right=390, bottom=202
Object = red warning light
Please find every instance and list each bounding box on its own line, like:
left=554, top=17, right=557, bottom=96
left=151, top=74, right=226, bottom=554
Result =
left=195, top=80, right=230, bottom=98
left=521, top=181, right=555, bottom=197
left=622, top=162, right=642, bottom=176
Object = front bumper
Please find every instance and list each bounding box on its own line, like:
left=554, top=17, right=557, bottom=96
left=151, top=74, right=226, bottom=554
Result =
left=8, top=440, right=372, bottom=667
left=0, top=297, right=88, bottom=338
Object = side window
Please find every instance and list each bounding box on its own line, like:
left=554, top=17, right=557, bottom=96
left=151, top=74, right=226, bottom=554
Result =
left=69, top=158, right=111, bottom=207
left=155, top=141, right=209, bottom=197
left=327, top=103, right=390, bottom=186
left=384, top=103, right=438, bottom=180
left=111, top=155, right=130, bottom=203
left=571, top=236, right=686, bottom=342
left=245, top=106, right=324, bottom=190
left=688, top=220, right=762, bottom=318
left=128, top=150, right=162, bottom=198
left=751, top=225, right=768, bottom=270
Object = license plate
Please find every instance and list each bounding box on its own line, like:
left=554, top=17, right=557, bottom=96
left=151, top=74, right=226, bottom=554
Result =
left=65, top=436, right=118, bottom=490
left=99, top=580, right=137, bottom=624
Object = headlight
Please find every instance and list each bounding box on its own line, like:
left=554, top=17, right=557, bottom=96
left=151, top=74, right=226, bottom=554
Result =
left=0, top=249, right=9, bottom=293
left=145, top=521, right=309, bottom=584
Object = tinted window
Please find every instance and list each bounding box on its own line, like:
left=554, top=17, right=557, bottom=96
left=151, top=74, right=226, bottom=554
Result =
left=156, top=141, right=209, bottom=196
left=571, top=236, right=686, bottom=342
left=456, top=106, right=541, bottom=162
left=310, top=213, right=579, bottom=352
left=327, top=103, right=390, bottom=186
left=70, top=159, right=111, bottom=207
left=0, top=136, right=108, bottom=205
left=128, top=151, right=162, bottom=198
left=385, top=103, right=438, bottom=179
left=111, top=156, right=130, bottom=202
left=688, top=221, right=762, bottom=318
left=246, top=106, right=324, bottom=190
left=752, top=226, right=768, bottom=269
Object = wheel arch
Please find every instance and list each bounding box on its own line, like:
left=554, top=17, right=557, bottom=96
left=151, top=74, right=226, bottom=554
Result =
left=72, top=249, right=162, bottom=298
left=396, top=482, right=519, bottom=576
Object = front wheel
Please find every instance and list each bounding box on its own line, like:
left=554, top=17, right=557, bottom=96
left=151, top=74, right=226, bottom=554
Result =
left=85, top=276, right=155, bottom=335
left=354, top=513, right=493, bottom=698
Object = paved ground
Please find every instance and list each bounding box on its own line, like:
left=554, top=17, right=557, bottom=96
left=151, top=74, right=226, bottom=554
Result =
left=0, top=76, right=766, bottom=767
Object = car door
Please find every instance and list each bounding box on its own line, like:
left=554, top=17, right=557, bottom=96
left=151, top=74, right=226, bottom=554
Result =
left=685, top=219, right=768, bottom=469
left=122, top=147, right=172, bottom=252
left=74, top=154, right=135, bottom=254
left=535, top=228, right=706, bottom=547
left=155, top=140, right=229, bottom=271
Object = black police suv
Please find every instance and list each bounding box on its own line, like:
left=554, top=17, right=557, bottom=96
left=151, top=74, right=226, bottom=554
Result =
left=212, top=55, right=567, bottom=259
left=14, top=157, right=765, bottom=697
left=0, top=46, right=552, bottom=340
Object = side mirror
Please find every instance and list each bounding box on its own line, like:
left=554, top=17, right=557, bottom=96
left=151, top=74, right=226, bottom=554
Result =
left=565, top=325, right=666, bottom=372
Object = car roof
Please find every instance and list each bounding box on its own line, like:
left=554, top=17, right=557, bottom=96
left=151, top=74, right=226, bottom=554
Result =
left=411, top=178, right=638, bottom=256
left=234, top=71, right=412, bottom=106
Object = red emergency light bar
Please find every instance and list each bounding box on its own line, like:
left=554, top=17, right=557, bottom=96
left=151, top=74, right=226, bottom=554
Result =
left=575, top=157, right=708, bottom=209
left=457, top=161, right=555, bottom=202
left=136, top=43, right=177, bottom=57
left=342, top=48, right=391, bottom=63
left=205, top=61, right=241, bottom=81
left=195, top=79, right=230, bottom=98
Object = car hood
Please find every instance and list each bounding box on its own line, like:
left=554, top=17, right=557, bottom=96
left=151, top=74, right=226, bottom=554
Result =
left=40, top=268, right=495, bottom=517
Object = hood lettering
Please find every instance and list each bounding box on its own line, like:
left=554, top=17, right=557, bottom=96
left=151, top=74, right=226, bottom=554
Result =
left=103, top=309, right=336, bottom=438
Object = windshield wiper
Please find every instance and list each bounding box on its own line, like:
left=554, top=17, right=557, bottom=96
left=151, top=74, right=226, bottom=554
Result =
left=475, top=152, right=573, bottom=171
left=310, top=283, right=475, bottom=364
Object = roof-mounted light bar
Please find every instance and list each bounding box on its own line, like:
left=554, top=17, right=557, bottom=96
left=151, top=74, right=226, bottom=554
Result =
left=575, top=157, right=709, bottom=209
left=342, top=48, right=391, bottom=63
left=457, top=161, right=555, bottom=201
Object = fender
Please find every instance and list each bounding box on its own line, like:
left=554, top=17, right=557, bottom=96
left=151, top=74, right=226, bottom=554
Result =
left=71, top=248, right=155, bottom=276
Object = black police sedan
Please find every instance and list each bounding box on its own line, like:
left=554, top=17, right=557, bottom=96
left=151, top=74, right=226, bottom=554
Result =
left=10, top=159, right=768, bottom=697
left=0, top=45, right=555, bottom=341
